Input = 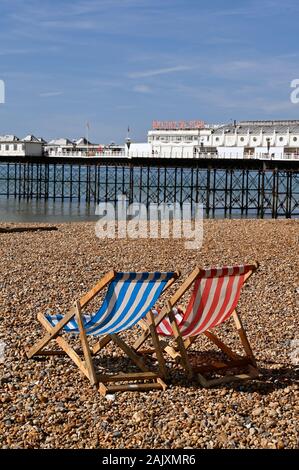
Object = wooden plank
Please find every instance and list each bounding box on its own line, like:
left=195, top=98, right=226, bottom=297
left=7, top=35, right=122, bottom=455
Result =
left=92, top=335, right=112, bottom=355
left=164, top=345, right=181, bottom=360
left=79, top=270, right=116, bottom=308
left=75, top=301, right=98, bottom=385
left=99, top=382, right=164, bottom=394
left=232, top=311, right=257, bottom=366
left=26, top=307, right=77, bottom=358
left=168, top=306, right=193, bottom=378
left=146, top=310, right=167, bottom=378
left=98, top=371, right=159, bottom=383
left=157, top=378, right=167, bottom=391
left=98, top=383, right=108, bottom=396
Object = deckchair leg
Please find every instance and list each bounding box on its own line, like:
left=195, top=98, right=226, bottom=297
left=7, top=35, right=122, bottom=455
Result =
left=232, top=310, right=257, bottom=367
left=168, top=306, right=193, bottom=378
left=26, top=307, right=77, bottom=358
left=75, top=301, right=98, bottom=386
left=97, top=334, right=167, bottom=395
left=35, top=312, right=92, bottom=382
left=146, top=310, right=167, bottom=379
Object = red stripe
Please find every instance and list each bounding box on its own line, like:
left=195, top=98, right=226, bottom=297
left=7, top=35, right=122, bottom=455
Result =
left=214, top=274, right=244, bottom=325
left=181, top=277, right=211, bottom=336
left=204, top=274, right=238, bottom=332
left=194, top=276, right=225, bottom=333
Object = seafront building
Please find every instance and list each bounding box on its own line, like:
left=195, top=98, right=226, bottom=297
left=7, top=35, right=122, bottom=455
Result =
left=128, top=120, right=299, bottom=160
left=45, top=138, right=124, bottom=157
left=1, top=120, right=299, bottom=160
left=0, top=135, right=43, bottom=157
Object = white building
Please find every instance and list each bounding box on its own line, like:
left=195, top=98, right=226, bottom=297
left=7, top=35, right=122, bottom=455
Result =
left=145, top=120, right=299, bottom=160
left=45, top=137, right=125, bottom=157
left=210, top=121, right=299, bottom=159
left=0, top=135, right=43, bottom=157
left=148, top=120, right=216, bottom=158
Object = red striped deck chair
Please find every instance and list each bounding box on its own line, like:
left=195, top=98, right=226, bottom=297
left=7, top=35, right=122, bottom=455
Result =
left=134, top=263, right=259, bottom=387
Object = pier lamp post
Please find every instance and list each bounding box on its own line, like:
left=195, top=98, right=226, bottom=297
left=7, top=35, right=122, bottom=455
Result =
left=126, top=137, right=131, bottom=157
left=266, top=138, right=271, bottom=159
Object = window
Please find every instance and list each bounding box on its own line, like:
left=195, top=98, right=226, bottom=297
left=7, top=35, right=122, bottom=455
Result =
left=279, top=137, right=283, bottom=142
left=5, top=144, right=9, bottom=151
left=293, top=137, right=297, bottom=142
left=215, top=137, right=219, bottom=142
left=240, top=137, right=244, bottom=142
left=253, top=137, right=257, bottom=142
left=14, top=144, right=17, bottom=151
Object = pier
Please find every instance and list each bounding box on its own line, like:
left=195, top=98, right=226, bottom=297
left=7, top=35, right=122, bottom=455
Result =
left=0, top=156, right=298, bottom=218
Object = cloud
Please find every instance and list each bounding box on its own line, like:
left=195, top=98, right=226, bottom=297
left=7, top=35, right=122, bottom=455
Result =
left=133, top=84, right=152, bottom=93
left=39, top=91, right=63, bottom=97
left=128, top=65, right=193, bottom=79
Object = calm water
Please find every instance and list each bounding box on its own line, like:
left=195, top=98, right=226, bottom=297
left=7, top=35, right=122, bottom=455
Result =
left=0, top=198, right=280, bottom=223
left=0, top=199, right=99, bottom=223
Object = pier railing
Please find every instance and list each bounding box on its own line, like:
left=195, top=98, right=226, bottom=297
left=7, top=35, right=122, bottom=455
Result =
left=44, top=150, right=299, bottom=160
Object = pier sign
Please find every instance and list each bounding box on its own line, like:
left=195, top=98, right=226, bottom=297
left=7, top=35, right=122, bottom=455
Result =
left=0, top=80, right=5, bottom=104
left=152, top=120, right=205, bottom=130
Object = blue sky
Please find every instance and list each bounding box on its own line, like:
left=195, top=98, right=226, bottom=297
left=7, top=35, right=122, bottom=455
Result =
left=0, top=0, right=299, bottom=143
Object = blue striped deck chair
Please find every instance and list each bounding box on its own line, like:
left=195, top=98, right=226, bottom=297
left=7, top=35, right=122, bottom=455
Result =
left=26, top=270, right=179, bottom=395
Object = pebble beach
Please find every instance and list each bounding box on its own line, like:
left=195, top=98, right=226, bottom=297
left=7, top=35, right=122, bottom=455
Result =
left=0, top=219, right=298, bottom=449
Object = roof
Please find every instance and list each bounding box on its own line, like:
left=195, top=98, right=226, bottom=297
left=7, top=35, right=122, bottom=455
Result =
left=0, top=135, right=19, bottom=142
left=213, top=121, right=299, bottom=136
left=74, top=137, right=93, bottom=146
left=23, top=134, right=42, bottom=143
left=47, top=138, right=73, bottom=146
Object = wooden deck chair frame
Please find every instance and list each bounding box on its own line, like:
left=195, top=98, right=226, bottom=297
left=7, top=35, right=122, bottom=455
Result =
left=26, top=270, right=179, bottom=395
left=134, top=263, right=260, bottom=388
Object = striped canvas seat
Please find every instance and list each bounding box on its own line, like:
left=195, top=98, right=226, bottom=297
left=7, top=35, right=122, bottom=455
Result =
left=156, top=265, right=255, bottom=338
left=47, top=272, right=174, bottom=337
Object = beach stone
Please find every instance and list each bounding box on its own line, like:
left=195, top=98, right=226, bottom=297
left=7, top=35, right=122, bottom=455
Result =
left=132, top=411, right=145, bottom=423
left=252, top=407, right=263, bottom=417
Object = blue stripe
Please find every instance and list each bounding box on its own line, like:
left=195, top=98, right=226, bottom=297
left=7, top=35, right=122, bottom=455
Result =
left=85, top=272, right=138, bottom=332
left=102, top=272, right=163, bottom=335
left=89, top=272, right=152, bottom=335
